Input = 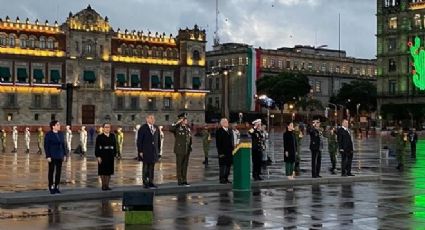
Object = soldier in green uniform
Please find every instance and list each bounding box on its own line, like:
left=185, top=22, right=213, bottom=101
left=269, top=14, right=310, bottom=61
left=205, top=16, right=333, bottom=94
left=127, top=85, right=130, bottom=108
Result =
left=294, top=124, right=303, bottom=175
left=116, top=127, right=124, bottom=160
left=325, top=127, right=338, bottom=174
left=170, top=113, right=192, bottom=186
left=0, top=128, right=6, bottom=153
left=37, top=127, right=44, bottom=155
left=395, top=128, right=408, bottom=171
left=201, top=126, right=211, bottom=167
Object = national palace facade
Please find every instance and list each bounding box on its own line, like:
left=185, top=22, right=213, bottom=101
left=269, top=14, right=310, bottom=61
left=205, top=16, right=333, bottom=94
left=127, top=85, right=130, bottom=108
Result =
left=0, top=5, right=207, bottom=127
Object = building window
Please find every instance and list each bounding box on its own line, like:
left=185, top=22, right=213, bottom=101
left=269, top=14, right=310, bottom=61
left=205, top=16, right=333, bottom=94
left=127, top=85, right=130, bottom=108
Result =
left=262, top=58, right=267, bottom=67
left=215, top=77, right=220, bottom=90
left=192, top=50, right=201, bottom=61
left=336, top=66, right=340, bottom=73
left=34, top=113, right=39, bottom=121
left=389, top=59, right=397, bottom=72
left=315, top=81, right=321, bottom=93
left=116, top=73, right=126, bottom=87
left=47, top=38, right=54, bottom=49
left=0, top=34, right=6, bottom=46
left=389, top=17, right=397, bottom=29
left=50, top=95, right=59, bottom=108
left=388, top=38, right=397, bottom=51
left=414, top=14, right=422, bottom=28
left=39, top=37, right=46, bottom=49
left=293, top=61, right=299, bottom=70
left=278, top=60, right=283, bottom=69
left=28, top=36, right=35, bottom=48
left=286, top=60, right=291, bottom=69
left=147, top=97, right=155, bottom=110
left=321, top=63, right=327, bottom=72
left=6, top=94, right=16, bottom=107
left=215, top=97, right=220, bottom=109
left=164, top=76, right=173, bottom=89
left=307, top=62, right=313, bottom=70
left=117, top=114, right=122, bottom=121
left=165, top=114, right=169, bottom=122
left=151, top=75, right=160, bottom=88
left=20, top=36, right=27, bottom=48
left=33, top=94, right=42, bottom=108
left=218, top=59, right=222, bottom=67
left=389, top=80, right=396, bottom=95
left=130, top=97, right=139, bottom=110
left=131, top=115, right=136, bottom=121
left=208, top=78, right=213, bottom=90
left=270, top=59, right=275, bottom=67
left=9, top=34, right=15, bottom=47
left=163, top=97, right=171, bottom=109
left=6, top=113, right=13, bottom=121
left=207, top=97, right=213, bottom=108
left=51, top=114, right=56, bottom=121
left=116, top=97, right=124, bottom=110
left=192, top=77, right=201, bottom=89
left=239, top=57, right=243, bottom=65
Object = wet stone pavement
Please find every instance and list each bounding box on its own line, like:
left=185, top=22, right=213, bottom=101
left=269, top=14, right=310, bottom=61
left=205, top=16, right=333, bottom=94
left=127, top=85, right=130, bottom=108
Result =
left=0, top=131, right=423, bottom=229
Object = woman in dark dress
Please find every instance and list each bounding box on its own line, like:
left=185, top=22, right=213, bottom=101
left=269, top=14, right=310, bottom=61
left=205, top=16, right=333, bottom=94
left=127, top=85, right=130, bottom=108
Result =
left=283, top=122, right=297, bottom=180
left=95, top=123, right=117, bottom=190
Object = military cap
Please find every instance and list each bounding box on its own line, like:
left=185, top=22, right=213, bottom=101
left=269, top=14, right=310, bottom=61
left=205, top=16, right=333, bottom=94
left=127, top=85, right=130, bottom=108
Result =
left=252, top=119, right=262, bottom=125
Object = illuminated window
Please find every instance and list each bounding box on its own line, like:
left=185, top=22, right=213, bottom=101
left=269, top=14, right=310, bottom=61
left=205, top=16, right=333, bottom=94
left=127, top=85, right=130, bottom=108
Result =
left=389, top=17, right=397, bottom=29
left=262, top=58, right=267, bottom=67
left=28, top=36, right=35, bottom=48
left=414, top=14, right=422, bottom=28
left=315, top=81, right=321, bottom=93
left=19, top=35, right=27, bottom=48
left=307, top=62, right=313, bottom=70
left=6, top=113, right=13, bottom=121
left=239, top=57, right=243, bottom=65
left=278, top=60, right=283, bottom=69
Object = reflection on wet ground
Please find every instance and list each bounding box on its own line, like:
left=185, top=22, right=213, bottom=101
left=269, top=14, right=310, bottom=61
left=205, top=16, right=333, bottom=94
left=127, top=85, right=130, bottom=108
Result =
left=0, top=133, right=424, bottom=229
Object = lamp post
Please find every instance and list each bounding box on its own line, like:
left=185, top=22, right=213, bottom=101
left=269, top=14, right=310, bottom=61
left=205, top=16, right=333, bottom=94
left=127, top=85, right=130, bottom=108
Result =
left=64, top=82, right=79, bottom=126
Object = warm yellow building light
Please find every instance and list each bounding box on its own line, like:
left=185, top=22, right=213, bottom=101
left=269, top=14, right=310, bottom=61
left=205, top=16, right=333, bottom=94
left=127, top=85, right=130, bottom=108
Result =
left=0, top=85, right=61, bottom=94
left=110, top=55, right=179, bottom=65
left=0, top=47, right=65, bottom=57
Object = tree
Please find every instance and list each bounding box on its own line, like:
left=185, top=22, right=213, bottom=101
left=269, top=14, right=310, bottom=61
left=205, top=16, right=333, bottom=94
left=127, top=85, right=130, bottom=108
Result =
left=296, top=97, right=324, bottom=122
left=256, top=72, right=311, bottom=123
left=331, top=80, right=377, bottom=116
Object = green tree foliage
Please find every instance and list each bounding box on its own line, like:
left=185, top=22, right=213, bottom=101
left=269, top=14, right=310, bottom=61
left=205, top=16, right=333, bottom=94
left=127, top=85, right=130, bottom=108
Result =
left=331, top=80, right=377, bottom=115
left=256, top=72, right=311, bottom=110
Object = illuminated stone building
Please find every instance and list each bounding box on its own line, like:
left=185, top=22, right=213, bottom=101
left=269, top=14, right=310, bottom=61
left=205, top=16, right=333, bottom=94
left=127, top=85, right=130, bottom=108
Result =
left=377, top=0, right=425, bottom=127
left=0, top=5, right=207, bottom=127
left=206, top=43, right=376, bottom=121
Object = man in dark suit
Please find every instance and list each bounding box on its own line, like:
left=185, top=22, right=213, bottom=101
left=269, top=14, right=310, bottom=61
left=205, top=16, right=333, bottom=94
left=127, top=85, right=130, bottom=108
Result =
left=137, top=114, right=161, bottom=188
left=338, top=119, right=354, bottom=177
left=309, top=119, right=323, bottom=178
left=216, top=118, right=234, bottom=184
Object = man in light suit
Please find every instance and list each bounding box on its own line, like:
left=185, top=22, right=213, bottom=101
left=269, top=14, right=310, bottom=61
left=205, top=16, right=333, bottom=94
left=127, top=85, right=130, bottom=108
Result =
left=338, top=119, right=355, bottom=177
left=137, top=114, right=161, bottom=189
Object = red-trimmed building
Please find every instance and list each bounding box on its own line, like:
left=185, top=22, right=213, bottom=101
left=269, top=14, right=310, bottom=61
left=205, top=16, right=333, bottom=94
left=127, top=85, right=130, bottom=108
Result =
left=0, top=5, right=207, bottom=127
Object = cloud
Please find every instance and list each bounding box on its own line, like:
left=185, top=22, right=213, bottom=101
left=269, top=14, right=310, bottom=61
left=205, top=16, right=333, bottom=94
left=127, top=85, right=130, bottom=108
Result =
left=0, top=0, right=376, bottom=59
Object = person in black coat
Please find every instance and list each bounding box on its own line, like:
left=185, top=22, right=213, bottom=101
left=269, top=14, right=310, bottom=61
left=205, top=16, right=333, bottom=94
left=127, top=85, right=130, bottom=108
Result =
left=216, top=118, right=234, bottom=184
left=44, top=120, right=66, bottom=194
left=95, top=123, right=117, bottom=190
left=137, top=114, right=161, bottom=189
left=309, top=119, right=323, bottom=178
left=284, top=122, right=297, bottom=180
left=409, top=128, right=418, bottom=158
left=337, top=119, right=354, bottom=177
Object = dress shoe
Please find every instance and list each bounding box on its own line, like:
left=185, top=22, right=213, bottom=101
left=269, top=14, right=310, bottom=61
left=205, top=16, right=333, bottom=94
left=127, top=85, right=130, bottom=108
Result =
left=149, top=183, right=157, bottom=189
left=226, top=180, right=232, bottom=184
left=183, top=182, right=191, bottom=186
left=347, top=174, right=355, bottom=176
left=341, top=174, right=347, bottom=177
left=317, top=175, right=322, bottom=178
left=220, top=181, right=227, bottom=184
left=54, top=188, right=61, bottom=194
left=49, top=188, right=56, bottom=194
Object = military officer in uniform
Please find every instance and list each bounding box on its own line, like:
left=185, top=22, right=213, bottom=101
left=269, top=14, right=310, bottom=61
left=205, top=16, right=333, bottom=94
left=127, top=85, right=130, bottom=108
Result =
left=0, top=128, right=6, bottom=153
left=325, top=127, right=338, bottom=174
left=11, top=126, right=18, bottom=153
left=170, top=113, right=192, bottom=186
left=116, top=127, right=124, bottom=160
left=24, top=127, right=30, bottom=154
left=248, top=119, right=265, bottom=181
left=37, top=127, right=44, bottom=155
left=309, top=119, right=323, bottom=178
left=201, top=126, right=211, bottom=167
left=65, top=125, right=73, bottom=156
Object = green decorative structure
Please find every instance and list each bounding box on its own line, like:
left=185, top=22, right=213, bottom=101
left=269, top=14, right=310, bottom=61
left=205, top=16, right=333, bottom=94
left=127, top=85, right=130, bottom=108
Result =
left=232, top=143, right=252, bottom=191
left=408, top=36, right=425, bottom=90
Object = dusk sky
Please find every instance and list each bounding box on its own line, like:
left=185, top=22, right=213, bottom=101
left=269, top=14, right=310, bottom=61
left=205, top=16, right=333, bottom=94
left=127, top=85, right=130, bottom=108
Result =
left=0, top=0, right=376, bottom=59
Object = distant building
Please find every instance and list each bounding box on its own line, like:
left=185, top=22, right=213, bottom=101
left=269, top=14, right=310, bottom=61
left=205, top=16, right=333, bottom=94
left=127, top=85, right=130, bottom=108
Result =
left=206, top=43, right=376, bottom=121
left=0, top=5, right=207, bottom=127
left=377, top=0, right=425, bottom=128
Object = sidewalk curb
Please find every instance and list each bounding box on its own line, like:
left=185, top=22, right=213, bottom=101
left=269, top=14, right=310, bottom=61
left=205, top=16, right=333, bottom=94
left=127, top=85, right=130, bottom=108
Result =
left=0, top=175, right=380, bottom=205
